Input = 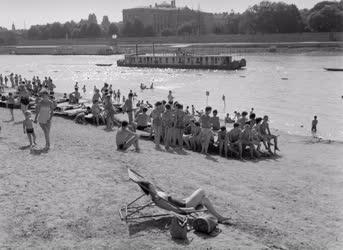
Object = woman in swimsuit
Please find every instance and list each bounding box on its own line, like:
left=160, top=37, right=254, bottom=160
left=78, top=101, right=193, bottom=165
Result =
left=34, top=90, right=54, bottom=150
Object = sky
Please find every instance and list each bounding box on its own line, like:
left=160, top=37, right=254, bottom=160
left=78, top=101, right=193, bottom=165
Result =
left=1, top=0, right=322, bottom=29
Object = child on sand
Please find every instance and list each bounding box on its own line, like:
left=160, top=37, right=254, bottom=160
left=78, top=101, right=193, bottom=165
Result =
left=311, top=116, right=318, bottom=137
left=7, top=92, right=15, bottom=121
left=23, top=111, right=36, bottom=147
left=217, top=126, right=227, bottom=157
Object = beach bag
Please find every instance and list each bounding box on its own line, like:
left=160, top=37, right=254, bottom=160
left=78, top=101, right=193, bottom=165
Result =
left=193, top=215, right=219, bottom=235
left=170, top=216, right=188, bottom=240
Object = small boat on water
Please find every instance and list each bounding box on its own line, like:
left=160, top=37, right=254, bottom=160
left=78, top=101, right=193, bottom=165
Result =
left=96, top=63, right=113, bottom=67
left=324, top=68, right=343, bottom=72
left=117, top=48, right=246, bottom=71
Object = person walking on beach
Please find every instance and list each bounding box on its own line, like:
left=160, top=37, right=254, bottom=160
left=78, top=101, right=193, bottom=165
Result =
left=311, top=116, right=318, bottom=137
left=34, top=90, right=54, bottom=150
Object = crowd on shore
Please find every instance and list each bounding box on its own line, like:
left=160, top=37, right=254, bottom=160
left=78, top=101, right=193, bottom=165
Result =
left=0, top=72, right=283, bottom=159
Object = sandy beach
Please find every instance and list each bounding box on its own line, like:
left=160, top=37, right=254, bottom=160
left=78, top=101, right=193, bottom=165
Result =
left=0, top=107, right=342, bottom=249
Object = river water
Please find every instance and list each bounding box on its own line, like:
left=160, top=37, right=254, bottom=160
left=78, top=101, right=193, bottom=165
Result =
left=0, top=52, right=342, bottom=141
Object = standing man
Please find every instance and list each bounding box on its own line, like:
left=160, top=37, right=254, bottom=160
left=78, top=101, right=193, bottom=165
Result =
left=123, top=93, right=134, bottom=125
left=311, top=116, right=318, bottom=137
left=168, top=90, right=174, bottom=103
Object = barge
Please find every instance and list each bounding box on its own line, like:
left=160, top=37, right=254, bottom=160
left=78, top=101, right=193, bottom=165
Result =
left=117, top=50, right=246, bottom=70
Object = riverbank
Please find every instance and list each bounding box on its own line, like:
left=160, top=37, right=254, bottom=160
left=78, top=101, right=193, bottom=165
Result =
left=0, top=108, right=342, bottom=249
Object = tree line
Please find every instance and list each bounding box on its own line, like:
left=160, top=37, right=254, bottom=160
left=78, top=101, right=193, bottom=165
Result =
left=0, top=0, right=342, bottom=44
left=211, top=0, right=343, bottom=35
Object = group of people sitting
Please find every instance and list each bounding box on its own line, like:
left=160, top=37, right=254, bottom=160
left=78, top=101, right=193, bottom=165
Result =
left=117, top=95, right=280, bottom=159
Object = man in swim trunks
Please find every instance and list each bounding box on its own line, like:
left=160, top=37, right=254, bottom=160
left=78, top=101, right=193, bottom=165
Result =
left=200, top=106, right=212, bottom=155
left=311, top=115, right=318, bottom=137
left=116, top=121, right=140, bottom=152
left=240, top=122, right=258, bottom=159
left=261, top=115, right=280, bottom=154
left=7, top=92, right=15, bottom=121
left=162, top=104, right=174, bottom=150
left=237, top=111, right=248, bottom=128
left=226, top=123, right=243, bottom=159
left=135, top=107, right=150, bottom=131
left=211, top=110, right=221, bottom=131
left=123, top=93, right=134, bottom=125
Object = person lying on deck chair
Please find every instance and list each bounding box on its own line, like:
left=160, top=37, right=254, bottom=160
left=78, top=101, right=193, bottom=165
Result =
left=144, top=182, right=231, bottom=224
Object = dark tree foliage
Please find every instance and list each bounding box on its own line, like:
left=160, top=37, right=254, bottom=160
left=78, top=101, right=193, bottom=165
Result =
left=108, top=23, right=119, bottom=37
left=26, top=13, right=114, bottom=39
left=237, top=1, right=303, bottom=34
left=307, top=1, right=343, bottom=32
left=0, top=30, right=18, bottom=45
left=161, top=28, right=176, bottom=36
left=121, top=18, right=155, bottom=37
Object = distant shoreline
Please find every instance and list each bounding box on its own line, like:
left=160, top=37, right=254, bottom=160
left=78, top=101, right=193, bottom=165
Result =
left=0, top=41, right=342, bottom=55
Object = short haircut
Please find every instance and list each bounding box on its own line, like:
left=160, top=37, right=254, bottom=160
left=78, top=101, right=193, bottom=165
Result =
left=245, top=121, right=251, bottom=125
left=128, top=93, right=133, bottom=97
left=165, top=104, right=171, bottom=110
left=249, top=113, right=256, bottom=119
left=9, top=92, right=13, bottom=96
left=143, top=107, right=148, bottom=112
left=155, top=101, right=162, bottom=106
left=233, top=123, right=240, bottom=128
left=220, top=126, right=226, bottom=131
left=168, top=100, right=173, bottom=105
left=205, top=106, right=212, bottom=112
left=314, top=115, right=317, bottom=119
left=242, top=111, right=248, bottom=116
left=213, top=110, right=218, bottom=114
left=121, top=120, right=128, bottom=127
left=162, top=100, right=166, bottom=104
left=255, top=117, right=263, bottom=123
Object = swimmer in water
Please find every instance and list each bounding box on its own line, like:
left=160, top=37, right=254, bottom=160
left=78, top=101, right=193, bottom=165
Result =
left=311, top=116, right=318, bottom=137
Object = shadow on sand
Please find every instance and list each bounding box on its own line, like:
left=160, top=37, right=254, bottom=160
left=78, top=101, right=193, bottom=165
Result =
left=30, top=147, right=49, bottom=155
left=128, top=216, right=171, bottom=236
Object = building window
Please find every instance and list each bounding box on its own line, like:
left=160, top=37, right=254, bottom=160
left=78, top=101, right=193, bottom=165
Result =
left=172, top=58, right=175, bottom=63
left=166, top=58, right=169, bottom=63
left=187, top=58, right=190, bottom=63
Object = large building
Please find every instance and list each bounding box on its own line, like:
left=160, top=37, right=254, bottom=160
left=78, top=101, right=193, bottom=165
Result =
left=122, top=1, right=214, bottom=35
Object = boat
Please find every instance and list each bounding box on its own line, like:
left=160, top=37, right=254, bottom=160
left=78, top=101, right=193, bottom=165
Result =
left=96, top=63, right=113, bottom=67
left=117, top=49, right=246, bottom=71
left=324, top=68, right=343, bottom=72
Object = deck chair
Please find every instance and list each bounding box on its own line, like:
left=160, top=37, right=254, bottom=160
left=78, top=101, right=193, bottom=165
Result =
left=119, top=168, right=206, bottom=222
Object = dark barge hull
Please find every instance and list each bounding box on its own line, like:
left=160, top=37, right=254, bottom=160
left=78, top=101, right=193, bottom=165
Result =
left=117, top=62, right=245, bottom=70
left=324, top=68, right=343, bottom=72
